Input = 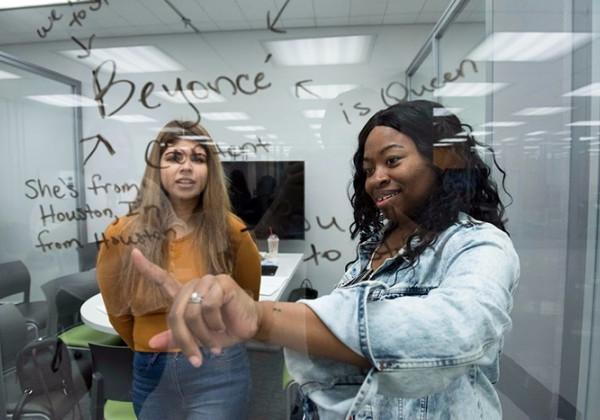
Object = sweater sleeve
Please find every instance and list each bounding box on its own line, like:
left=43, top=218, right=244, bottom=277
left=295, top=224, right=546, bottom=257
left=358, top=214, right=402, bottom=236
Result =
left=95, top=220, right=135, bottom=348
left=233, top=231, right=261, bottom=300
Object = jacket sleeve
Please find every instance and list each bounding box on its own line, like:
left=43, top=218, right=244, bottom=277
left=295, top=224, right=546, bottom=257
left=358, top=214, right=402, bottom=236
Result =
left=303, top=226, right=519, bottom=397
left=95, top=222, right=135, bottom=349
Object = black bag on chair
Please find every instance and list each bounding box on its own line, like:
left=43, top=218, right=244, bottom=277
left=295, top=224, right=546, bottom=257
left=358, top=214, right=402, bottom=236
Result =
left=287, top=278, right=318, bottom=302
left=13, top=337, right=82, bottom=420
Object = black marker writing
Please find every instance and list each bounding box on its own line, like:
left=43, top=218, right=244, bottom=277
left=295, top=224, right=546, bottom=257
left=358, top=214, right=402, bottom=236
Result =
left=303, top=243, right=342, bottom=266
left=24, top=177, right=78, bottom=200
left=36, top=9, right=62, bottom=39
left=81, top=134, right=116, bottom=165
left=316, top=216, right=345, bottom=232
left=295, top=79, right=319, bottom=99
left=35, top=230, right=82, bottom=253
left=38, top=203, right=117, bottom=227
left=71, top=34, right=95, bottom=58
left=267, top=0, right=291, bottom=33
left=88, top=173, right=139, bottom=196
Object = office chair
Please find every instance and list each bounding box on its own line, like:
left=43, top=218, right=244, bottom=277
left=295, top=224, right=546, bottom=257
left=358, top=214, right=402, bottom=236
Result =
left=0, top=303, right=86, bottom=419
left=89, top=343, right=136, bottom=420
left=0, top=260, right=48, bottom=338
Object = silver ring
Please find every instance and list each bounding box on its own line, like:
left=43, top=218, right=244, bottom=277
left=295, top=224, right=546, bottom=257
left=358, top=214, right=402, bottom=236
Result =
left=188, top=292, right=203, bottom=304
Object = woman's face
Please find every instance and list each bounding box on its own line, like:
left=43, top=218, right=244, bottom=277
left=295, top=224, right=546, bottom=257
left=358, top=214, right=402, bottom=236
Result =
left=160, top=139, right=208, bottom=206
left=363, top=126, right=437, bottom=222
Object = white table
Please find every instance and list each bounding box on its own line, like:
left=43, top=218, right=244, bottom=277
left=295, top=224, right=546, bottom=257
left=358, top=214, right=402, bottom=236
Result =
left=81, top=253, right=304, bottom=334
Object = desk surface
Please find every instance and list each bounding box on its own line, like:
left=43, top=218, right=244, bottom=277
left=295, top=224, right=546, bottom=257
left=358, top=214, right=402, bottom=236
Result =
left=81, top=253, right=304, bottom=334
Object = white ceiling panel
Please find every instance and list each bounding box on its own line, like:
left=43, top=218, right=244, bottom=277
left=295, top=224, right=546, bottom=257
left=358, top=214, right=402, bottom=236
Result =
left=349, top=15, right=384, bottom=25
left=195, top=0, right=245, bottom=21
left=312, top=0, right=350, bottom=19
left=416, top=11, right=443, bottom=23
left=386, top=0, right=427, bottom=14
left=315, top=16, right=350, bottom=26
left=279, top=17, right=317, bottom=29
left=236, top=0, right=277, bottom=20
left=383, top=13, right=417, bottom=24
left=277, top=0, right=315, bottom=19
left=350, top=0, right=388, bottom=17
left=421, top=0, right=451, bottom=13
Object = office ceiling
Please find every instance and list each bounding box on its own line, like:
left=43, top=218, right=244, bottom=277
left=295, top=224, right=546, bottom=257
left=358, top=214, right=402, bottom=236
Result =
left=0, top=0, right=484, bottom=45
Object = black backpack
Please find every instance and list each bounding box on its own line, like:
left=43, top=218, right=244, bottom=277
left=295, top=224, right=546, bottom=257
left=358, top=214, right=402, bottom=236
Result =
left=13, top=337, right=82, bottom=420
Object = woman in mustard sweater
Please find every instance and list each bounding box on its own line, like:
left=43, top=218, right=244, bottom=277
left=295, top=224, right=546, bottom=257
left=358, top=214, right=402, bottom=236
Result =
left=96, top=120, right=261, bottom=419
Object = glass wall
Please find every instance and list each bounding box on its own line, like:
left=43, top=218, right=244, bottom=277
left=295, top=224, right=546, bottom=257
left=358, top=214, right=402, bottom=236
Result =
left=407, top=0, right=600, bottom=418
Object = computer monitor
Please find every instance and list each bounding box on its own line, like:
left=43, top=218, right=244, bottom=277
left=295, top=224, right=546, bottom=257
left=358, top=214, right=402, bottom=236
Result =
left=222, top=160, right=305, bottom=240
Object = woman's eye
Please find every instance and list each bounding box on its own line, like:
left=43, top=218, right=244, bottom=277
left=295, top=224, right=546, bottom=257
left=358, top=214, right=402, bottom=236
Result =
left=386, top=156, right=401, bottom=166
left=191, top=154, right=207, bottom=163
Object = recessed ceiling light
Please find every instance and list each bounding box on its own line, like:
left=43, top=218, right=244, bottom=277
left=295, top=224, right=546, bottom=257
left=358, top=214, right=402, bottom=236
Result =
left=0, top=70, right=20, bottom=79
left=481, top=121, right=525, bottom=128
left=309, top=124, right=322, bottom=130
left=60, top=46, right=183, bottom=73
left=292, top=84, right=358, bottom=100
left=514, top=107, right=571, bottom=116
left=434, top=82, right=507, bottom=97
left=564, top=83, right=600, bottom=97
left=469, top=32, right=594, bottom=61
left=434, top=107, right=463, bottom=116
left=263, top=35, right=374, bottom=66
left=201, top=112, right=249, bottom=121
left=526, top=131, right=547, bottom=136
left=27, top=94, right=96, bottom=107
left=226, top=126, right=265, bottom=132
left=0, top=0, right=88, bottom=10
left=108, top=114, right=156, bottom=123
left=567, top=121, right=600, bottom=127
left=154, top=90, right=225, bottom=104
left=303, top=109, right=326, bottom=119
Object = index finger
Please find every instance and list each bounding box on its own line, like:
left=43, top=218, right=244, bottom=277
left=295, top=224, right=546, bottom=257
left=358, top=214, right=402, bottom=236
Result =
left=131, top=248, right=181, bottom=298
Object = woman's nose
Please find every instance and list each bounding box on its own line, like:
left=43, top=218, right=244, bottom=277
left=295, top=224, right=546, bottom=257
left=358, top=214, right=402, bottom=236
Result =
left=373, top=167, right=390, bottom=185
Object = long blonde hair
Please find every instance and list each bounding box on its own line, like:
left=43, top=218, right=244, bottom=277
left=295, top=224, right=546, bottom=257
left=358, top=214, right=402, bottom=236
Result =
left=115, top=120, right=232, bottom=316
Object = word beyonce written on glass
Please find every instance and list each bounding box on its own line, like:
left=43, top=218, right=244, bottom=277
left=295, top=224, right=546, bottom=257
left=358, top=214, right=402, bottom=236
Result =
left=92, top=60, right=272, bottom=124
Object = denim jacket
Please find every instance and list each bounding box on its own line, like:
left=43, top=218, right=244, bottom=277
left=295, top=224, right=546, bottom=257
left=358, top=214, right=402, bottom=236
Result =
left=285, top=213, right=520, bottom=420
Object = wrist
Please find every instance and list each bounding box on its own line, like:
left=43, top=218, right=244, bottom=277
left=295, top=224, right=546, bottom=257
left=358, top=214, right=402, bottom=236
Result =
left=253, top=301, right=273, bottom=342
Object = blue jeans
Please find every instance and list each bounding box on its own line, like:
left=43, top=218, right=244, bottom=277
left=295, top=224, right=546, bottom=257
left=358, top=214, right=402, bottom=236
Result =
left=132, top=344, right=251, bottom=420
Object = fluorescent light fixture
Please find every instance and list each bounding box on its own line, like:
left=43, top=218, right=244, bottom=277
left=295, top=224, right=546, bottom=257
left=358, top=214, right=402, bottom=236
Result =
left=309, top=124, right=322, bottom=130
left=226, top=126, right=265, bottom=132
left=564, top=83, right=600, bottom=97
left=579, top=136, right=598, bottom=141
left=178, top=135, right=212, bottom=141
left=27, top=94, right=96, bottom=107
left=108, top=114, right=156, bottom=123
left=514, top=107, right=571, bottom=116
left=434, top=107, right=462, bottom=116
left=292, top=84, right=358, bottom=100
left=439, top=137, right=468, bottom=143
left=154, top=90, right=225, bottom=104
left=526, top=131, right=547, bottom=136
left=60, top=46, right=183, bottom=74
left=459, top=130, right=492, bottom=137
left=481, top=121, right=524, bottom=128
left=201, top=112, right=249, bottom=121
left=303, top=109, right=326, bottom=119
left=434, top=82, right=507, bottom=97
left=263, top=35, right=374, bottom=66
left=433, top=143, right=454, bottom=147
left=0, top=70, right=20, bottom=79
left=314, top=133, right=321, bottom=138
left=523, top=145, right=540, bottom=150
left=567, top=121, right=600, bottom=127
left=524, top=137, right=543, bottom=142
left=468, top=32, right=594, bottom=62
left=500, top=137, right=517, bottom=142
left=0, top=0, right=88, bottom=10
left=265, top=134, right=278, bottom=139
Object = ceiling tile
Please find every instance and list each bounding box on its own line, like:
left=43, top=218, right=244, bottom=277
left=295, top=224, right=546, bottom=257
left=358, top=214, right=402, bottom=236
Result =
left=279, top=17, right=316, bottom=28
left=350, top=0, right=387, bottom=16
left=315, top=16, right=350, bottom=26
left=416, top=11, right=442, bottom=23
left=194, top=0, right=245, bottom=21
left=421, top=0, right=451, bottom=13
left=349, top=15, right=384, bottom=25
left=276, top=0, right=314, bottom=19
left=237, top=0, right=279, bottom=20
left=382, top=13, right=416, bottom=24
left=386, top=0, right=426, bottom=14
left=313, top=0, right=350, bottom=18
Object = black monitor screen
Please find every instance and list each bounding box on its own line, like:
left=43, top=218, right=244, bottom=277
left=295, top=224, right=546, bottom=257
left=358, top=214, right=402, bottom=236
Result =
left=222, top=160, right=305, bottom=240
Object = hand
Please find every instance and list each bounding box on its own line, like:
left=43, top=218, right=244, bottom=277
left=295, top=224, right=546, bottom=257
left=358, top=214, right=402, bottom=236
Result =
left=131, top=248, right=261, bottom=367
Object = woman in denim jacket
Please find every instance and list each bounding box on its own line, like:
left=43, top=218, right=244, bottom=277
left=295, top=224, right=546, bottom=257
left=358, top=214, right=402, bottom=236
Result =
left=133, top=100, right=519, bottom=420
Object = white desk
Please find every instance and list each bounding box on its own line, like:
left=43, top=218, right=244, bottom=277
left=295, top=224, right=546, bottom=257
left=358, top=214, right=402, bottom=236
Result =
left=81, top=253, right=304, bottom=334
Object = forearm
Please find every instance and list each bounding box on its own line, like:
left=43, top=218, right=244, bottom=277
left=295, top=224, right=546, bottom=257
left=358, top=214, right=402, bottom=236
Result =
left=254, top=301, right=370, bottom=368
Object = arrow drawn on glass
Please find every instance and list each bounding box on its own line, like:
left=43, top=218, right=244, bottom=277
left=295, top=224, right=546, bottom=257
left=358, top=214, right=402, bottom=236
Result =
left=267, top=0, right=291, bottom=34
left=294, top=79, right=320, bottom=99
left=80, top=134, right=116, bottom=166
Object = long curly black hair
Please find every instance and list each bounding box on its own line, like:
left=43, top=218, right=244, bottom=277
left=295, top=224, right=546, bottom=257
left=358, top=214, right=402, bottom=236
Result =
left=348, top=100, right=510, bottom=268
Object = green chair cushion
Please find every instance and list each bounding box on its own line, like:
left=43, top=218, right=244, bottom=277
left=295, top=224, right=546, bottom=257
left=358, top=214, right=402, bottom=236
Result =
left=282, top=363, right=294, bottom=389
left=59, top=324, right=122, bottom=348
left=104, top=400, right=136, bottom=420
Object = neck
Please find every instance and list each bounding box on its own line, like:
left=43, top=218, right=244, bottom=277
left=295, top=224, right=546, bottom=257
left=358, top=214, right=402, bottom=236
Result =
left=171, top=199, right=197, bottom=224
